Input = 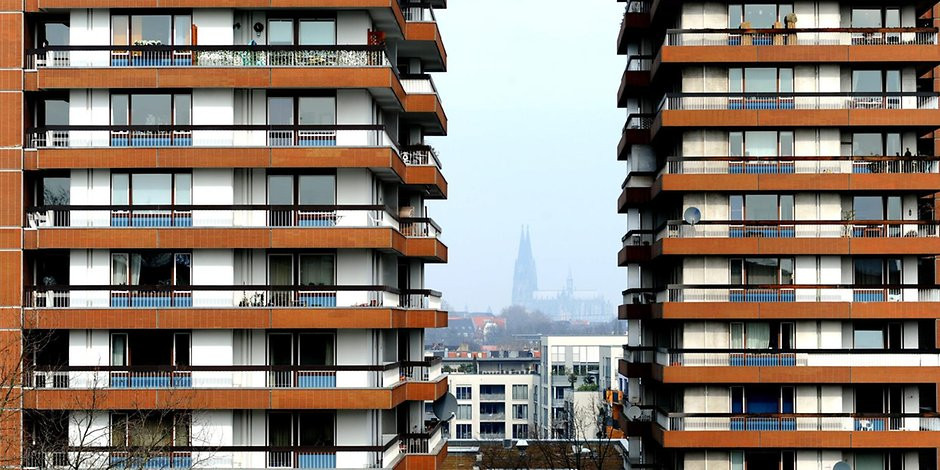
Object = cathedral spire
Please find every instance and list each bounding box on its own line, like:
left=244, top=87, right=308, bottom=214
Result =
left=512, top=225, right=538, bottom=307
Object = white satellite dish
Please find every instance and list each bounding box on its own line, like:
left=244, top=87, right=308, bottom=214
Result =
left=684, top=207, right=702, bottom=225
left=626, top=406, right=643, bottom=421
left=833, top=463, right=851, bottom=470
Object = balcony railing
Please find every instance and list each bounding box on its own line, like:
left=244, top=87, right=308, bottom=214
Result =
left=24, top=285, right=442, bottom=310
left=25, top=45, right=390, bottom=70
left=625, top=113, right=653, bottom=130
left=480, top=393, right=506, bottom=401
left=401, top=2, right=437, bottom=22
left=25, top=125, right=398, bottom=150
left=400, top=73, right=438, bottom=95
left=622, top=229, right=654, bottom=247
left=663, top=412, right=940, bottom=432
left=626, top=347, right=940, bottom=368
left=661, top=284, right=940, bottom=303
left=665, top=27, right=939, bottom=47
left=664, top=156, right=940, bottom=175
left=400, top=144, right=443, bottom=168
left=625, top=0, right=651, bottom=14
left=660, top=220, right=940, bottom=240
left=401, top=422, right=444, bottom=455
left=661, top=92, right=940, bottom=111
left=479, top=412, right=506, bottom=421
left=27, top=358, right=444, bottom=390
left=626, top=55, right=652, bottom=72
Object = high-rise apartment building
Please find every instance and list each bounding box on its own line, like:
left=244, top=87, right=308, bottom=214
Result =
left=618, top=1, right=940, bottom=469
left=1, top=1, right=449, bottom=468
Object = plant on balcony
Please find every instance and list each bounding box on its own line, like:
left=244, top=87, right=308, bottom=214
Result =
left=132, top=40, right=163, bottom=46
left=238, top=291, right=267, bottom=307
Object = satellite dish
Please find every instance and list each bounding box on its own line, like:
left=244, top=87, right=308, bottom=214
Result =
left=626, top=406, right=642, bottom=421
left=432, top=392, right=458, bottom=421
left=684, top=207, right=702, bottom=225
left=833, top=463, right=851, bottom=470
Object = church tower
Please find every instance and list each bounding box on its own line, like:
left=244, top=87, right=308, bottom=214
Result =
left=511, top=226, right=538, bottom=307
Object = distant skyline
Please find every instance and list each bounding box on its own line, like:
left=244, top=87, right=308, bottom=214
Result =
left=425, top=1, right=626, bottom=313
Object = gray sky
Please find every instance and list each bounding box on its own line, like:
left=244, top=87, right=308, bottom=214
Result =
left=425, top=0, right=627, bottom=313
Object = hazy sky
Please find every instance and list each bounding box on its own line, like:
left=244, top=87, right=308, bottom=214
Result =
left=425, top=1, right=627, bottom=313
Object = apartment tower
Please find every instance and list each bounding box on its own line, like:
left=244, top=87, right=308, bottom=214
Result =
left=618, top=1, right=940, bottom=469
left=1, top=0, right=450, bottom=468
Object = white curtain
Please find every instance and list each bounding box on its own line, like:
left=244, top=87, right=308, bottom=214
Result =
left=746, top=323, right=770, bottom=349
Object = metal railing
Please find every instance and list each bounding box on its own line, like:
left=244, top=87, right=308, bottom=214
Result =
left=25, top=45, right=390, bottom=70
left=400, top=73, right=438, bottom=94
left=662, top=284, right=940, bottom=303
left=402, top=3, right=437, bottom=22
left=625, top=0, right=651, bottom=14
left=622, top=229, right=654, bottom=247
left=399, top=289, right=444, bottom=309
left=400, top=145, right=443, bottom=168
left=662, top=92, right=940, bottom=111
left=664, top=156, right=940, bottom=175
left=479, top=413, right=506, bottom=420
left=664, top=412, right=940, bottom=432
left=660, top=220, right=940, bottom=240
left=26, top=205, right=410, bottom=231
left=626, top=348, right=940, bottom=368
left=25, top=125, right=398, bottom=150
left=665, top=27, right=939, bottom=47
left=625, top=113, right=653, bottom=130
left=401, top=422, right=444, bottom=455
left=399, top=218, right=442, bottom=238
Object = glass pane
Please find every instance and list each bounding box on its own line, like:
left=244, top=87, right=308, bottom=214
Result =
left=887, top=196, right=901, bottom=220
left=745, top=131, right=778, bottom=157
left=852, top=9, right=883, bottom=28
left=42, top=177, right=70, bottom=205
left=43, top=100, right=69, bottom=126
left=887, top=258, right=902, bottom=284
left=132, top=174, right=172, bottom=205
left=131, top=15, right=171, bottom=45
left=853, top=70, right=883, bottom=93
left=298, top=333, right=333, bottom=365
left=744, top=68, right=778, bottom=93
left=854, top=258, right=884, bottom=285
left=886, top=134, right=901, bottom=156
left=267, top=175, right=294, bottom=205
left=111, top=334, right=126, bottom=366
left=268, top=414, right=292, bottom=446
left=268, top=97, right=294, bottom=125
left=111, top=254, right=128, bottom=285
left=174, top=95, right=191, bottom=126
left=729, top=68, right=743, bottom=93
left=731, top=452, right=744, bottom=470
left=175, top=174, right=191, bottom=205
left=853, top=134, right=883, bottom=156
left=779, top=132, right=794, bottom=157
left=780, top=258, right=794, bottom=284
left=745, top=258, right=779, bottom=284
left=111, top=95, right=128, bottom=125
left=745, top=194, right=778, bottom=220
left=729, top=132, right=744, bottom=157
left=779, top=69, right=794, bottom=93
left=299, top=254, right=334, bottom=286
left=268, top=255, right=293, bottom=285
left=298, top=20, right=335, bottom=45
left=174, top=15, right=191, bottom=45
left=745, top=322, right=771, bottom=349
left=886, top=70, right=901, bottom=93
left=728, top=5, right=743, bottom=28
left=854, top=330, right=884, bottom=349
left=730, top=323, right=744, bottom=349
left=854, top=196, right=884, bottom=220
left=44, top=23, right=69, bottom=46
left=298, top=175, right=335, bottom=205
left=743, top=5, right=777, bottom=29
left=131, top=94, right=171, bottom=125
left=268, top=19, right=294, bottom=45
left=885, top=9, right=901, bottom=28
left=730, top=259, right=743, bottom=284
left=112, top=16, right=129, bottom=45
left=298, top=97, right=335, bottom=125
left=112, top=174, right=129, bottom=205
left=779, top=195, right=794, bottom=220
left=137, top=253, right=173, bottom=285
left=297, top=413, right=333, bottom=446
left=175, top=254, right=191, bottom=286
left=730, top=195, right=744, bottom=221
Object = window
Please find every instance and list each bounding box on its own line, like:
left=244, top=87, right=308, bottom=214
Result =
left=854, top=328, right=884, bottom=349
left=730, top=258, right=794, bottom=285
left=728, top=4, right=793, bottom=28
left=111, top=173, right=191, bottom=206
left=40, top=177, right=69, bottom=205
left=111, top=14, right=191, bottom=46
left=853, top=133, right=902, bottom=157
left=267, top=253, right=335, bottom=286
left=455, top=386, right=471, bottom=400
left=456, top=405, right=471, bottom=420
left=730, top=194, right=793, bottom=221
left=512, top=424, right=529, bottom=439
left=854, top=258, right=902, bottom=286
left=729, top=131, right=794, bottom=157
left=267, top=18, right=336, bottom=45
left=111, top=252, right=191, bottom=287
left=730, top=322, right=771, bottom=349
left=455, top=424, right=472, bottom=439
left=512, top=405, right=528, bottom=420
left=512, top=384, right=528, bottom=400
left=853, top=70, right=902, bottom=94
left=553, top=386, right=566, bottom=400
left=729, top=68, right=795, bottom=94
left=111, top=94, right=191, bottom=126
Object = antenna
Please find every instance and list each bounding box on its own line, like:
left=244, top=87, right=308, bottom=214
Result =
left=683, top=207, right=702, bottom=226
left=626, top=406, right=642, bottom=421
left=432, top=393, right=458, bottom=421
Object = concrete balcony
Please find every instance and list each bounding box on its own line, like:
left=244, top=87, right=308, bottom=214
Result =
left=617, top=55, right=652, bottom=105
left=617, top=1, right=652, bottom=54
left=617, top=113, right=653, bottom=160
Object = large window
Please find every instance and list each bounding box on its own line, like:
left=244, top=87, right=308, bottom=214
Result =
left=853, top=196, right=902, bottom=220
left=854, top=258, right=902, bottom=286
left=729, top=131, right=794, bottom=157
left=112, top=94, right=192, bottom=126
left=267, top=18, right=335, bottom=45
left=268, top=96, right=336, bottom=126
left=853, top=133, right=902, bottom=157
left=455, top=386, right=472, bottom=400
left=730, top=258, right=794, bottom=285
left=728, top=4, right=794, bottom=29
left=730, top=194, right=794, bottom=221
left=111, top=252, right=191, bottom=287
left=512, top=405, right=528, bottom=420
left=112, top=14, right=192, bottom=46
left=512, top=384, right=528, bottom=400
left=456, top=405, right=471, bottom=420
left=455, top=424, right=471, bottom=439
left=267, top=253, right=335, bottom=286
left=852, top=70, right=901, bottom=94
left=111, top=173, right=191, bottom=206
left=730, top=68, right=793, bottom=94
